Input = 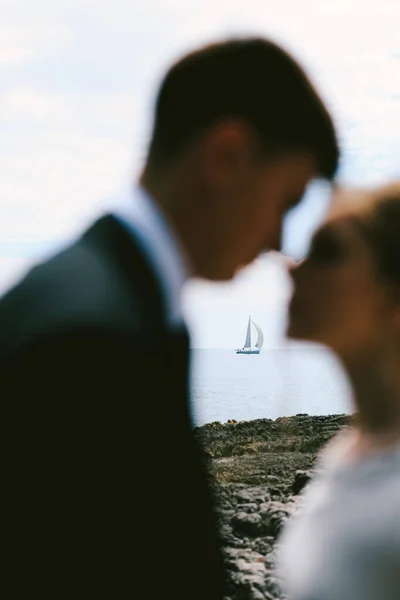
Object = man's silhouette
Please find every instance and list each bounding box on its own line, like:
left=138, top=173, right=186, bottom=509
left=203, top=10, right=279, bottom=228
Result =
left=1, top=38, right=339, bottom=598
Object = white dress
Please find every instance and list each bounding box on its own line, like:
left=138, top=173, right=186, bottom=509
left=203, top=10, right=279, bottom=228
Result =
left=277, top=432, right=400, bottom=600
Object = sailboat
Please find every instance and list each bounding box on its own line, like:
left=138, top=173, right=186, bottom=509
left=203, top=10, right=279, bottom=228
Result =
left=236, top=316, right=264, bottom=354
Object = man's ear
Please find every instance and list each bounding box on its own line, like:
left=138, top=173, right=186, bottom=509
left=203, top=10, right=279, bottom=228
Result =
left=199, top=119, right=255, bottom=189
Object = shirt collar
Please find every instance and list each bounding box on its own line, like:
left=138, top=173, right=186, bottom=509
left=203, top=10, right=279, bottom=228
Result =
left=112, top=185, right=190, bottom=327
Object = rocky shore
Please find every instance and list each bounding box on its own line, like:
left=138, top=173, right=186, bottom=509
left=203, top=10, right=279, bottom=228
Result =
left=194, top=413, right=353, bottom=600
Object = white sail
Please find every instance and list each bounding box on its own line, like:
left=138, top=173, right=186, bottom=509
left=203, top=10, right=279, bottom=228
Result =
left=251, top=319, right=264, bottom=350
left=236, top=315, right=263, bottom=354
left=244, top=316, right=252, bottom=348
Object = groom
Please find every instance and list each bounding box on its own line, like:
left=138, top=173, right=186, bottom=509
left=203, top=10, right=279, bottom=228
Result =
left=1, top=38, right=338, bottom=598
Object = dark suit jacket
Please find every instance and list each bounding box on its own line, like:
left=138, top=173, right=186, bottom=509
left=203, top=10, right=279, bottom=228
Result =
left=1, top=216, right=225, bottom=598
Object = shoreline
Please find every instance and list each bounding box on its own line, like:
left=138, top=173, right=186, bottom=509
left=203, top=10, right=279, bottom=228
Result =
left=195, top=413, right=353, bottom=600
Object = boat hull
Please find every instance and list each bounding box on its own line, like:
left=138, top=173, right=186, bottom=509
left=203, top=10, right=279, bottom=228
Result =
left=236, top=349, right=260, bottom=355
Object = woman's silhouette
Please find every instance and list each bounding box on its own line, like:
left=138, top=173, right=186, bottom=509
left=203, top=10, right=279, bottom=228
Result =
left=279, top=182, right=400, bottom=600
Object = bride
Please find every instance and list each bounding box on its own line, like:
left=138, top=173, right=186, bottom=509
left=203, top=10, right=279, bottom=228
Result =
left=278, top=182, right=400, bottom=600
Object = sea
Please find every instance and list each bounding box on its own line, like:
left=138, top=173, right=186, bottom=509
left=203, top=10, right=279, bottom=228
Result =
left=190, top=348, right=353, bottom=427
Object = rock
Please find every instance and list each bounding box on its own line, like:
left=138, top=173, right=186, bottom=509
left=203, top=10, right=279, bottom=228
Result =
left=239, top=503, right=260, bottom=514
left=224, top=549, right=275, bottom=599
left=194, top=413, right=351, bottom=599
left=267, top=475, right=280, bottom=483
left=261, top=501, right=291, bottom=537
left=231, top=512, right=264, bottom=537
left=268, top=487, right=282, bottom=498
left=292, top=470, right=313, bottom=495
left=252, top=536, right=274, bottom=555
left=258, top=503, right=271, bottom=516
left=236, top=488, right=269, bottom=505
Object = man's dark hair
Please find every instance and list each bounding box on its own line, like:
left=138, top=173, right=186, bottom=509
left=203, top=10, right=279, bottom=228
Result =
left=146, top=37, right=339, bottom=179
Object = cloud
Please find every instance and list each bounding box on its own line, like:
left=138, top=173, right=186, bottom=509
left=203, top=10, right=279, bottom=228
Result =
left=0, top=2, right=72, bottom=66
left=1, top=0, right=400, bottom=332
left=1, top=1, right=398, bottom=231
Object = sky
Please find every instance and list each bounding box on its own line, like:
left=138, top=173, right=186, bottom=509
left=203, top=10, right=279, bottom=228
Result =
left=1, top=0, right=400, bottom=347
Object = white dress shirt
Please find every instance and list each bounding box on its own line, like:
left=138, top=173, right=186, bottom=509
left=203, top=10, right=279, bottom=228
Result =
left=111, top=186, right=190, bottom=328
